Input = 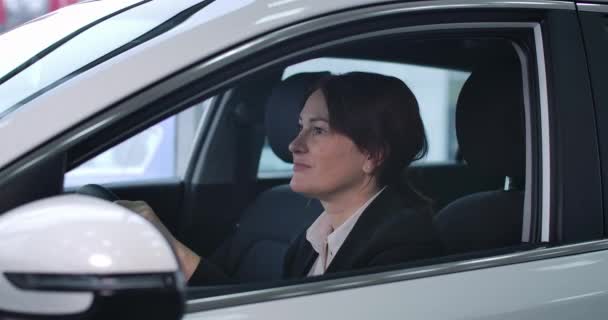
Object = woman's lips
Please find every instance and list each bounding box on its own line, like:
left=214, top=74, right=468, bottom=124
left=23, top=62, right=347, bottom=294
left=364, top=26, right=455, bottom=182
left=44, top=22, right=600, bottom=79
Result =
left=293, top=162, right=311, bottom=172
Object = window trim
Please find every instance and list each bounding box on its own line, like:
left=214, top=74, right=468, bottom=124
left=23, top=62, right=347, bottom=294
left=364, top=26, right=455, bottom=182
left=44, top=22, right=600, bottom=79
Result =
left=534, top=23, right=551, bottom=242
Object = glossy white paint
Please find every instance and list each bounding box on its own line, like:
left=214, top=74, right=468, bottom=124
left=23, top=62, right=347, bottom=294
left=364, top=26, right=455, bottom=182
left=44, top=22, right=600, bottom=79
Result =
left=0, top=0, right=141, bottom=78
left=186, top=249, right=608, bottom=319
left=0, top=0, right=206, bottom=112
left=0, top=194, right=178, bottom=274
left=0, top=194, right=179, bottom=314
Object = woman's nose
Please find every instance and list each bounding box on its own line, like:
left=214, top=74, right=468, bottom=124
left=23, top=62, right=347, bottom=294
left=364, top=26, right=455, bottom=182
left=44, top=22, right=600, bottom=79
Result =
left=288, top=131, right=306, bottom=154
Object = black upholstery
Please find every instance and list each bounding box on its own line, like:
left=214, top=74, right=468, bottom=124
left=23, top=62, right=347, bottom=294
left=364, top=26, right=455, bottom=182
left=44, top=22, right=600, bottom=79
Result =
left=407, top=163, right=504, bottom=211
left=209, top=185, right=322, bottom=282
left=206, top=73, right=326, bottom=282
left=434, top=61, right=525, bottom=254
left=456, top=62, right=525, bottom=180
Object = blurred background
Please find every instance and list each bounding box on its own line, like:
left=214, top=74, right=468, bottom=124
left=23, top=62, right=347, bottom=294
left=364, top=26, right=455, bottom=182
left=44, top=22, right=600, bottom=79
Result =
left=0, top=0, right=82, bottom=32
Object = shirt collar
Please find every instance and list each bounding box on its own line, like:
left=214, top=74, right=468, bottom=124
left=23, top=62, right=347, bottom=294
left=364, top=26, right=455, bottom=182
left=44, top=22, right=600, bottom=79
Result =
left=306, top=186, right=387, bottom=257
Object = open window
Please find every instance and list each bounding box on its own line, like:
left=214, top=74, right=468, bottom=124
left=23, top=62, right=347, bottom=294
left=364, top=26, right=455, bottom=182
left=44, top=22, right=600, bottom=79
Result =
left=53, top=33, right=536, bottom=300
left=68, top=33, right=535, bottom=293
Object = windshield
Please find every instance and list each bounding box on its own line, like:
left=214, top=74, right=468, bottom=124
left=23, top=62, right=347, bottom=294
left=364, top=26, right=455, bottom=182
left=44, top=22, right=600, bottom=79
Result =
left=0, top=0, right=211, bottom=118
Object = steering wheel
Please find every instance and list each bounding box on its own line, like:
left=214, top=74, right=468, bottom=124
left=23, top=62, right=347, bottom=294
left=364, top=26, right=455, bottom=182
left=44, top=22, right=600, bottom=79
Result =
left=77, top=184, right=120, bottom=202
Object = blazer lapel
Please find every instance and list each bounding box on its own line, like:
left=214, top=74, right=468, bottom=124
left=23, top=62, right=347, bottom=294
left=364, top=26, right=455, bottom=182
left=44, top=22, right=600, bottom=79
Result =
left=293, top=239, right=318, bottom=277
left=326, top=187, right=398, bottom=273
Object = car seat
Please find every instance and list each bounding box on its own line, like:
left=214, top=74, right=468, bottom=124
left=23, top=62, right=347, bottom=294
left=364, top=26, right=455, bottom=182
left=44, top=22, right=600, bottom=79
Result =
left=433, top=60, right=526, bottom=254
left=200, top=73, right=327, bottom=283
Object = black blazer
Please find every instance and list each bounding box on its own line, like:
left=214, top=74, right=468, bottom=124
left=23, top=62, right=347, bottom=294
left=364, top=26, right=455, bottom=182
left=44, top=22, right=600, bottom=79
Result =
left=189, top=187, right=443, bottom=285
left=283, top=187, right=443, bottom=278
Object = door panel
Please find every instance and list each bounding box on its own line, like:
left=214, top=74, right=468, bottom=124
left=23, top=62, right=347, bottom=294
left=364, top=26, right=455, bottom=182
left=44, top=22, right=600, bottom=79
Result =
left=185, top=248, right=608, bottom=319
left=177, top=1, right=601, bottom=317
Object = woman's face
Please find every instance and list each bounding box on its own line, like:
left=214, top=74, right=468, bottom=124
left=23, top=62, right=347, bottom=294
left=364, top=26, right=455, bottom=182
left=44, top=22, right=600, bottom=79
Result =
left=288, top=90, right=373, bottom=200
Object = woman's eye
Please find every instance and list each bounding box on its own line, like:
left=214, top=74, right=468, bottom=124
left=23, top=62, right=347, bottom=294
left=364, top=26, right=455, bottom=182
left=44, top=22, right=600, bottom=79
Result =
left=312, top=127, right=325, bottom=135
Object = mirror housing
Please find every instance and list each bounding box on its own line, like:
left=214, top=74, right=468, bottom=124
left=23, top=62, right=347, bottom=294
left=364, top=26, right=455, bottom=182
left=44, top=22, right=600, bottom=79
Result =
left=0, top=195, right=185, bottom=319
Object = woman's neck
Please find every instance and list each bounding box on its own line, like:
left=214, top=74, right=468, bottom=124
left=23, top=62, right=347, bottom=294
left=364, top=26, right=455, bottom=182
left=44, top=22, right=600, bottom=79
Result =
left=321, top=182, right=381, bottom=230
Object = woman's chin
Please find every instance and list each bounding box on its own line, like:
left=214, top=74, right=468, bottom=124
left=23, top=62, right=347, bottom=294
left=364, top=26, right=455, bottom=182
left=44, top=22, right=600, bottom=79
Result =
left=289, top=178, right=314, bottom=195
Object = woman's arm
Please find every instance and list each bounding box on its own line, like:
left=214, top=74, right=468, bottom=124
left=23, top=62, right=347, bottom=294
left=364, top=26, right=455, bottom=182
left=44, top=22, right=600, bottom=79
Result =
left=114, top=200, right=201, bottom=280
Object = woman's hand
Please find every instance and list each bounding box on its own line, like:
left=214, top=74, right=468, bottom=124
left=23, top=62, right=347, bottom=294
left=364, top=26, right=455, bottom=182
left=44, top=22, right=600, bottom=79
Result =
left=114, top=200, right=201, bottom=281
left=114, top=200, right=171, bottom=236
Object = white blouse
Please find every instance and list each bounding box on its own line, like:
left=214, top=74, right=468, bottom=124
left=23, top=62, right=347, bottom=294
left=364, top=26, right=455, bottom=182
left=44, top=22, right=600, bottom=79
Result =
left=306, top=187, right=386, bottom=276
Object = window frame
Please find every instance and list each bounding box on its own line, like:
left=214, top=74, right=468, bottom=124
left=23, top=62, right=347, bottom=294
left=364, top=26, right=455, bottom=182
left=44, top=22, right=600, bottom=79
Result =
left=186, top=29, right=543, bottom=313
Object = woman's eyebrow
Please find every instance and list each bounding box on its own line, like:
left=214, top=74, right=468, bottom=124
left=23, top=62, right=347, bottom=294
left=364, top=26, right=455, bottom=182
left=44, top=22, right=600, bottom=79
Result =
left=298, top=116, right=329, bottom=123
left=309, top=117, right=329, bottom=123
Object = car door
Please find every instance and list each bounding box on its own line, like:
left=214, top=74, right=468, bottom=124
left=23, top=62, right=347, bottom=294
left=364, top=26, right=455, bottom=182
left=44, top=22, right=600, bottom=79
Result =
left=177, top=1, right=607, bottom=318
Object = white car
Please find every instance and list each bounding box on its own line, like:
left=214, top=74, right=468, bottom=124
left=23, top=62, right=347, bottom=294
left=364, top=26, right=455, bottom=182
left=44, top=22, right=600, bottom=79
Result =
left=1, top=0, right=608, bottom=319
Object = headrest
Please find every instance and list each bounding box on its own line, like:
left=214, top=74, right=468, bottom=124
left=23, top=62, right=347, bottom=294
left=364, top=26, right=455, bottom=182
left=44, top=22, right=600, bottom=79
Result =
left=456, top=62, right=525, bottom=180
left=264, top=72, right=330, bottom=163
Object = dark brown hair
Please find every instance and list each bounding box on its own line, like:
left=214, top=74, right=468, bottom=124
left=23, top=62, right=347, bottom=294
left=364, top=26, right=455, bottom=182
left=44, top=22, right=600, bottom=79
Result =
left=312, top=72, right=430, bottom=207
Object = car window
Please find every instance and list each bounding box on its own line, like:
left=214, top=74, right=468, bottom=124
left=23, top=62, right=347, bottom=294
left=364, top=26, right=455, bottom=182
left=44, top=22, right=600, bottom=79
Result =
left=183, top=33, right=532, bottom=294
left=58, top=33, right=532, bottom=299
left=64, top=98, right=212, bottom=187
left=257, top=58, right=469, bottom=178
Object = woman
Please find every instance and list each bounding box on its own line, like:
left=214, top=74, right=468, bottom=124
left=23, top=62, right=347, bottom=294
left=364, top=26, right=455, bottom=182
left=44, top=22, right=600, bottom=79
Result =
left=117, top=72, right=443, bottom=284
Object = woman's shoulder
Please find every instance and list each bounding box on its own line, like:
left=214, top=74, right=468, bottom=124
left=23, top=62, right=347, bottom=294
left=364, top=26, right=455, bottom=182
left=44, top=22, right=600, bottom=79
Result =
left=361, top=203, right=444, bottom=267
left=366, top=189, right=440, bottom=246
left=376, top=205, right=435, bottom=235
left=375, top=187, right=434, bottom=225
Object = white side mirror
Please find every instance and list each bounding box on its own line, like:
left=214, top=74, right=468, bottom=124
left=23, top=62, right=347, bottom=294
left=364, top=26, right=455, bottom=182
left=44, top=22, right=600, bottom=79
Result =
left=0, top=195, right=185, bottom=319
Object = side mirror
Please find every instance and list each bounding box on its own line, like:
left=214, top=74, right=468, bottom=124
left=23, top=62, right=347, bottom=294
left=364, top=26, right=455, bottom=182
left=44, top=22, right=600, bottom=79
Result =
left=0, top=195, right=185, bottom=319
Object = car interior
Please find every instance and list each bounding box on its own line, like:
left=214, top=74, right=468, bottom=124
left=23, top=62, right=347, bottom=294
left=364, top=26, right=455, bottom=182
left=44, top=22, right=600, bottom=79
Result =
left=0, top=33, right=533, bottom=296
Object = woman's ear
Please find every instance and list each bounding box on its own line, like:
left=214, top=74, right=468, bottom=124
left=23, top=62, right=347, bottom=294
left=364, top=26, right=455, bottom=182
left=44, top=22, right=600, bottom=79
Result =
left=363, top=149, right=385, bottom=174
left=363, top=159, right=374, bottom=174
